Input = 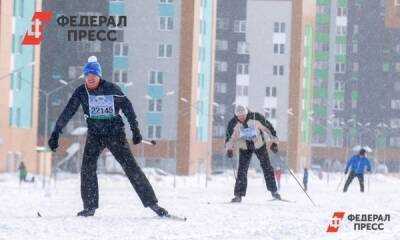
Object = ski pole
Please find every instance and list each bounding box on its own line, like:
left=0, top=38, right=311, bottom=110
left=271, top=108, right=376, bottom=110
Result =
left=336, top=173, right=346, bottom=192
left=229, top=154, right=237, bottom=180
left=367, top=172, right=370, bottom=192
left=276, top=153, right=317, bottom=207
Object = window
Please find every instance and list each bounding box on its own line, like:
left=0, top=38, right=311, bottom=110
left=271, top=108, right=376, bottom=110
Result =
left=147, top=125, right=162, bottom=139
left=335, top=63, right=346, bottom=73
left=114, top=42, right=128, bottom=56
left=113, top=69, right=128, bottom=83
left=273, top=44, right=285, bottom=54
left=395, top=63, right=400, bottom=72
left=336, top=43, right=346, bottom=54
left=266, top=87, right=277, bottom=97
left=216, top=18, right=229, bottom=30
left=158, top=44, right=172, bottom=58
left=337, top=26, right=347, bottom=36
left=273, top=65, right=284, bottom=76
left=237, top=41, right=249, bottom=54
left=68, top=66, right=83, bottom=79
left=273, top=22, right=286, bottom=33
left=265, top=108, right=277, bottom=119
left=333, top=100, right=344, bottom=110
left=237, top=63, right=249, bottom=75
left=160, top=0, right=173, bottom=3
left=337, top=7, right=347, bottom=16
left=353, top=25, right=359, bottom=35
left=236, top=85, right=248, bottom=96
left=390, top=118, right=400, bottom=128
left=334, top=81, right=345, bottom=92
left=215, top=82, right=227, bottom=93
left=353, top=42, right=358, bottom=53
left=352, top=62, right=359, bottom=73
left=233, top=20, right=246, bottom=33
left=213, top=125, right=225, bottom=137
left=391, top=99, right=400, bottom=109
left=148, top=98, right=162, bottom=112
left=159, top=16, right=174, bottom=30
left=216, top=104, right=226, bottom=115
left=149, top=71, right=163, bottom=85
left=216, top=61, right=228, bottom=72
left=216, top=40, right=228, bottom=51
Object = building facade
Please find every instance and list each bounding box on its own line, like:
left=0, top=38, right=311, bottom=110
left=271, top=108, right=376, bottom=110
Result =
left=125, top=0, right=216, bottom=175
left=0, top=0, right=41, bottom=173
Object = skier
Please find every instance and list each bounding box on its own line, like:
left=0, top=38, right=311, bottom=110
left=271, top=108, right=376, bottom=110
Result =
left=303, top=168, right=309, bottom=192
left=18, top=162, right=27, bottom=184
left=275, top=167, right=282, bottom=191
left=343, top=148, right=372, bottom=193
left=225, top=105, right=281, bottom=202
left=48, top=56, right=168, bottom=217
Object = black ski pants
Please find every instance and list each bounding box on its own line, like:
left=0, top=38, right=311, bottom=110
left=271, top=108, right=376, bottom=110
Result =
left=343, top=171, right=365, bottom=192
left=234, top=144, right=277, bottom=196
left=81, top=132, right=158, bottom=209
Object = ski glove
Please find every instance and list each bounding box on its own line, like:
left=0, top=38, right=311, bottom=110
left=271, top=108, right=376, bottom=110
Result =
left=131, top=127, right=143, bottom=145
left=270, top=142, right=279, bottom=154
left=48, top=131, right=60, bottom=152
left=227, top=149, right=233, bottom=158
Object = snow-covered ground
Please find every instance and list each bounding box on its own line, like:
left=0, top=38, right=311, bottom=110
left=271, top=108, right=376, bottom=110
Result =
left=0, top=170, right=399, bottom=240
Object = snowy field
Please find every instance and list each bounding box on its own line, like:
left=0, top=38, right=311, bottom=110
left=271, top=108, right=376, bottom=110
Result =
left=0, top=170, right=399, bottom=240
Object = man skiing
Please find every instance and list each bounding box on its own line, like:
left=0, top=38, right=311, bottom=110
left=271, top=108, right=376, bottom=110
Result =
left=225, top=105, right=281, bottom=202
left=48, top=56, right=168, bottom=217
left=343, top=148, right=372, bottom=193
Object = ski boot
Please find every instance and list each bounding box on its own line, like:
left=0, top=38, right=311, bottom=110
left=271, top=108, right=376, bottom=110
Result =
left=271, top=192, right=281, bottom=200
left=77, top=208, right=96, bottom=217
left=231, top=195, right=242, bottom=203
left=150, top=203, right=169, bottom=217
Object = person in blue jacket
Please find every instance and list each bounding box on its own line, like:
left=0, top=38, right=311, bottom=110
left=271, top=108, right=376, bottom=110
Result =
left=343, top=148, right=372, bottom=192
left=48, top=56, right=168, bottom=217
left=303, top=168, right=309, bottom=192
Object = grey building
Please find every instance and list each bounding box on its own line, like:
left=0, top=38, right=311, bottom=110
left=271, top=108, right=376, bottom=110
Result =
left=212, top=0, right=249, bottom=169
left=247, top=0, right=292, bottom=143
left=342, top=0, right=400, bottom=170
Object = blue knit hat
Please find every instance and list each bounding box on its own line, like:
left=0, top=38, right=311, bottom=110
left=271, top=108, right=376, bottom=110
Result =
left=83, top=56, right=102, bottom=77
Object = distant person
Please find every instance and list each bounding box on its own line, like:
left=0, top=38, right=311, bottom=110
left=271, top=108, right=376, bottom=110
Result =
left=275, top=167, right=282, bottom=191
left=18, top=162, right=27, bottom=184
left=343, top=149, right=372, bottom=193
left=303, top=168, right=309, bottom=192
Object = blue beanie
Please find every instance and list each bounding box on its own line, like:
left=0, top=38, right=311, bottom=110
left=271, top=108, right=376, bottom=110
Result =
left=83, top=56, right=102, bottom=77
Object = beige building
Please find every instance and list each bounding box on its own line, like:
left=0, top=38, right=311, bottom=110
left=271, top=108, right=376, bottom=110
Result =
left=0, top=0, right=41, bottom=173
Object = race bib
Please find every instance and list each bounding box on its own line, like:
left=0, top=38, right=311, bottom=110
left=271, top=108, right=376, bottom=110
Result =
left=240, top=127, right=257, bottom=141
left=89, top=95, right=115, bottom=119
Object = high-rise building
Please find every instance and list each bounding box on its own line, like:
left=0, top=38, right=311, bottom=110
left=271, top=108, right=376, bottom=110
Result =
left=212, top=0, right=249, bottom=169
left=125, top=0, right=216, bottom=175
left=0, top=0, right=41, bottom=173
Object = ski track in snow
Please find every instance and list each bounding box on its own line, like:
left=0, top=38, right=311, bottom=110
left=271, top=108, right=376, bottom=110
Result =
left=0, top=172, right=399, bottom=240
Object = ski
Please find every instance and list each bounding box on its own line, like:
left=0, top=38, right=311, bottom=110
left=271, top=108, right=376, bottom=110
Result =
left=165, top=214, right=187, bottom=221
left=268, top=198, right=296, bottom=203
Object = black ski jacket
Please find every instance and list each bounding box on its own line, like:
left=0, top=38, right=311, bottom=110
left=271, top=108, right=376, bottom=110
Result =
left=53, top=79, right=138, bottom=136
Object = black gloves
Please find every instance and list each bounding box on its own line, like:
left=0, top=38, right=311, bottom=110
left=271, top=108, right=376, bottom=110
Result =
left=227, top=149, right=233, bottom=158
left=48, top=131, right=60, bottom=152
left=131, top=127, right=143, bottom=145
left=344, top=170, right=348, bottom=175
left=270, top=142, right=279, bottom=154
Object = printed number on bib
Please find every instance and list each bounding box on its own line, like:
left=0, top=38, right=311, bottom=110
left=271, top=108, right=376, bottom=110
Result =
left=89, top=95, right=115, bottom=119
left=240, top=127, right=257, bottom=141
